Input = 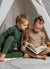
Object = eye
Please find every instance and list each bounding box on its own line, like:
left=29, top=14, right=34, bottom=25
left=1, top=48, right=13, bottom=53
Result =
left=24, top=25, right=26, bottom=26
left=24, top=24, right=27, bottom=26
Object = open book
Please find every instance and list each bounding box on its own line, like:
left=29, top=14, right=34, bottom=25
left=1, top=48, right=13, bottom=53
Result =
left=26, top=43, right=47, bottom=55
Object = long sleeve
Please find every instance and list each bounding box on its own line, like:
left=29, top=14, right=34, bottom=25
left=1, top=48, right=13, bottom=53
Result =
left=41, top=32, right=45, bottom=45
left=17, top=39, right=22, bottom=51
left=17, top=34, right=23, bottom=51
left=0, top=26, right=14, bottom=47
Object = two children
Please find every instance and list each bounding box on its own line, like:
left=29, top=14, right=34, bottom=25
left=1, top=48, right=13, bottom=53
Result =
left=0, top=12, right=50, bottom=61
left=0, top=13, right=30, bottom=61
left=21, top=16, right=50, bottom=60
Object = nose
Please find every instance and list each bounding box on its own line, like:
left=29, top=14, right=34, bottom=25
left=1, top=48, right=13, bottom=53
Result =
left=25, top=26, right=27, bottom=29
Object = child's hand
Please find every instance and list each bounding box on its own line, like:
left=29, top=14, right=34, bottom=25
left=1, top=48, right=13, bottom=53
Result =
left=43, top=43, right=47, bottom=46
left=46, top=42, right=50, bottom=47
left=25, top=42, right=30, bottom=47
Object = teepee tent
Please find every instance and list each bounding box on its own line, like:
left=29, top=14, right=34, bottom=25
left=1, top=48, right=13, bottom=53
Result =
left=0, top=0, right=50, bottom=42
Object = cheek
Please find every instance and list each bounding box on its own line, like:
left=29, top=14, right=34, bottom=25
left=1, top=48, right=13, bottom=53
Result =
left=21, top=25, right=23, bottom=28
left=21, top=26, right=25, bottom=29
left=25, top=25, right=27, bottom=28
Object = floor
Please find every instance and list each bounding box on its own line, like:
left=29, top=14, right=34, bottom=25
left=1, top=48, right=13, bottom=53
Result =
left=0, top=57, right=50, bottom=69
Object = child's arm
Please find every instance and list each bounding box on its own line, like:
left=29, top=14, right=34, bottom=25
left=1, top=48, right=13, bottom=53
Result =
left=43, top=43, right=47, bottom=46
left=41, top=32, right=47, bottom=46
left=0, top=26, right=14, bottom=47
left=25, top=42, right=30, bottom=47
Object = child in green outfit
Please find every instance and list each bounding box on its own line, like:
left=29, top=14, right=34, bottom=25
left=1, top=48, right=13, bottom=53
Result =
left=0, top=13, right=30, bottom=61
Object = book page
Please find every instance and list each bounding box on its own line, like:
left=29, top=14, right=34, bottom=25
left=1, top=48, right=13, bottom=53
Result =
left=36, top=46, right=47, bottom=54
left=29, top=43, right=36, bottom=52
left=26, top=43, right=47, bottom=54
left=26, top=46, right=37, bottom=54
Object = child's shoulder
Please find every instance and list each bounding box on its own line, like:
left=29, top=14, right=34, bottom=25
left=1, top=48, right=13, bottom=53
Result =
left=6, top=25, right=18, bottom=32
left=40, top=31, right=45, bottom=36
left=9, top=25, right=17, bottom=29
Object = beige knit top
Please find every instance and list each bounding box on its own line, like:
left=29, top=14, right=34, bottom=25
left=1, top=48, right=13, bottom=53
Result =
left=29, top=30, right=45, bottom=48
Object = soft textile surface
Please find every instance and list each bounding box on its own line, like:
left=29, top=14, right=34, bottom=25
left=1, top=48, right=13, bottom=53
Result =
left=0, top=57, right=50, bottom=69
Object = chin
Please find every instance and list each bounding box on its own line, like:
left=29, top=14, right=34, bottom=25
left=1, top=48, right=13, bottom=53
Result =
left=35, top=31, right=39, bottom=33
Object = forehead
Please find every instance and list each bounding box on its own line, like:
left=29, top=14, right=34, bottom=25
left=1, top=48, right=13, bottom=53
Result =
left=21, top=19, right=28, bottom=24
left=34, top=22, right=43, bottom=28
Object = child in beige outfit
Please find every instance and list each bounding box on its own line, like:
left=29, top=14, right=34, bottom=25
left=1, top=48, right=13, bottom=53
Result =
left=21, top=16, right=50, bottom=60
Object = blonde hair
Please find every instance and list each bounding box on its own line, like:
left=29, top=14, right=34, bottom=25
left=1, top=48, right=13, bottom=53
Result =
left=16, top=12, right=28, bottom=24
left=16, top=12, right=31, bottom=42
left=23, top=21, right=31, bottom=42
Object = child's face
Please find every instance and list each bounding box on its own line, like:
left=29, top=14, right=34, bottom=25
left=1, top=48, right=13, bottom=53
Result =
left=20, top=19, right=28, bottom=31
left=33, top=22, right=44, bottom=33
